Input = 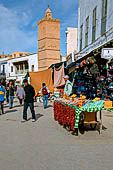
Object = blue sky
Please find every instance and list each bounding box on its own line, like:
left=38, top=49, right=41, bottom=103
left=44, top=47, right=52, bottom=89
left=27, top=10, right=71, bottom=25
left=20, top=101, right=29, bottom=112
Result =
left=0, top=0, right=78, bottom=56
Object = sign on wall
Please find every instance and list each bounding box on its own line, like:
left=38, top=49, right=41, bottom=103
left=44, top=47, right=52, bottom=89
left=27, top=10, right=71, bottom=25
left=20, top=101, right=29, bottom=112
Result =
left=66, top=53, right=75, bottom=66
left=102, top=48, right=113, bottom=59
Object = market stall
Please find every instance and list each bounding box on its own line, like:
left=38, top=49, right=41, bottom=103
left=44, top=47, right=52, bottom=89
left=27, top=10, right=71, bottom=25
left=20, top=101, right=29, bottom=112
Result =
left=54, top=95, right=104, bottom=136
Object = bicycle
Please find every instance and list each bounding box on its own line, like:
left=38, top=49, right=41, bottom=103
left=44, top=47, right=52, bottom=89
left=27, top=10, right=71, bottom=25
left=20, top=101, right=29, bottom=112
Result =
left=37, top=93, right=56, bottom=103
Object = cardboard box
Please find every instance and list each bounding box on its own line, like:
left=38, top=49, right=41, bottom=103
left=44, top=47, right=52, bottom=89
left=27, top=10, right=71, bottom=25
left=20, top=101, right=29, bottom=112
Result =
left=104, top=101, right=113, bottom=109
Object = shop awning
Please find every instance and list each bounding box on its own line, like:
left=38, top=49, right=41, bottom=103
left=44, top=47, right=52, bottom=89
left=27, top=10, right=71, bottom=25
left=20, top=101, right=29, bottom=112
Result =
left=0, top=62, right=7, bottom=65
left=49, top=61, right=66, bottom=69
left=68, top=65, right=76, bottom=74
left=66, top=62, right=76, bottom=69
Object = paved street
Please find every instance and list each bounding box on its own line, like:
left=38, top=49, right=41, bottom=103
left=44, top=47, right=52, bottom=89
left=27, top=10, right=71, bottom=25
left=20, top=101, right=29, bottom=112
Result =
left=0, top=100, right=113, bottom=170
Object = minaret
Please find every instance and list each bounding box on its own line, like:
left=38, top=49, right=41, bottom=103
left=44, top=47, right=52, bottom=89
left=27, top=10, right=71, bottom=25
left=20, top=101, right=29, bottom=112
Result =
left=38, top=6, right=60, bottom=71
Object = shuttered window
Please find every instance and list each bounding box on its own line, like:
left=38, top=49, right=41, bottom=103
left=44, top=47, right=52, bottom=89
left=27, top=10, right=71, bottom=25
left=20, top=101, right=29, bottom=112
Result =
left=85, top=17, right=89, bottom=47
left=80, top=24, right=83, bottom=51
left=101, top=0, right=107, bottom=35
left=92, top=7, right=97, bottom=42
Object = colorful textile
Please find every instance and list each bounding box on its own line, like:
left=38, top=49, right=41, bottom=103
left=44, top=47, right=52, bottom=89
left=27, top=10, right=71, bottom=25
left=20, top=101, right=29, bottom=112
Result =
left=74, top=100, right=104, bottom=128
left=55, top=100, right=104, bottom=129
left=54, top=63, right=65, bottom=88
left=29, top=69, right=53, bottom=94
left=82, top=101, right=104, bottom=112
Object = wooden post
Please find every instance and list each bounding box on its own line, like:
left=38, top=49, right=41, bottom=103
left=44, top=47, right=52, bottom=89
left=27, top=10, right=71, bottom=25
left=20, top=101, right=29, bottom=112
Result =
left=99, top=110, right=102, bottom=134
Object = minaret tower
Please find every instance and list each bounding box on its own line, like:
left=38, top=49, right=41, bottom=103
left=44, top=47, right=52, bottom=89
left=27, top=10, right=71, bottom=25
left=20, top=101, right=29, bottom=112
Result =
left=38, top=6, right=60, bottom=71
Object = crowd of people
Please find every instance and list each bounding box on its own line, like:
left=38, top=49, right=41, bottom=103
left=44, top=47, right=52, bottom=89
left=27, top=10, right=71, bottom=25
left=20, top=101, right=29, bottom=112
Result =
left=0, top=79, right=50, bottom=122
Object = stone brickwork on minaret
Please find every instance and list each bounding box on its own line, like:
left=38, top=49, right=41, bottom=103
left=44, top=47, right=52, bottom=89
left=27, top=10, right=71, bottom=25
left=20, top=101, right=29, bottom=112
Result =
left=38, top=7, right=60, bottom=71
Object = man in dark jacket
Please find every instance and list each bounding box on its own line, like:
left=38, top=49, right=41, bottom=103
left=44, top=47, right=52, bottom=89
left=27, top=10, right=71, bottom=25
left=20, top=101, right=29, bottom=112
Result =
left=9, top=80, right=15, bottom=109
left=22, top=79, right=36, bottom=122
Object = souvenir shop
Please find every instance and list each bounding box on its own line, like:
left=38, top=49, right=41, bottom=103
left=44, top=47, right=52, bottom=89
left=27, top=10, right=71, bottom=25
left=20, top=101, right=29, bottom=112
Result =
left=68, top=48, right=113, bottom=101
left=53, top=45, right=113, bottom=136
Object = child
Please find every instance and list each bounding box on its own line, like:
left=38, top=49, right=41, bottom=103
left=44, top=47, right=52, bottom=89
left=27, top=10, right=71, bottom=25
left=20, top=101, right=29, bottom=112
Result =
left=39, top=83, right=49, bottom=109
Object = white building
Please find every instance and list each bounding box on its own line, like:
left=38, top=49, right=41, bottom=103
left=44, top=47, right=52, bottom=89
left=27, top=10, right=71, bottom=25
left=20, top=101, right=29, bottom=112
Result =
left=66, top=27, right=78, bottom=56
left=6, top=53, right=38, bottom=84
left=60, top=55, right=66, bottom=62
left=0, top=57, right=8, bottom=79
left=77, top=0, right=113, bottom=58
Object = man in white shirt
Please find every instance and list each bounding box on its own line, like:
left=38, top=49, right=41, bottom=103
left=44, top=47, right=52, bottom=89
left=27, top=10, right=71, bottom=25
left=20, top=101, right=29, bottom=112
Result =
left=64, top=75, right=72, bottom=96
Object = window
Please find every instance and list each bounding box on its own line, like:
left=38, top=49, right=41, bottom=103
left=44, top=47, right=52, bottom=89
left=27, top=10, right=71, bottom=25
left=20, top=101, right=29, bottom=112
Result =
left=92, top=7, right=97, bottom=42
left=15, top=65, right=19, bottom=74
left=32, top=65, right=34, bottom=72
left=3, top=65, right=5, bottom=73
left=25, top=62, right=28, bottom=70
left=101, top=0, right=107, bottom=35
left=20, top=64, right=23, bottom=70
left=85, top=17, right=89, bottom=47
left=11, top=66, right=13, bottom=72
left=80, top=24, right=83, bottom=51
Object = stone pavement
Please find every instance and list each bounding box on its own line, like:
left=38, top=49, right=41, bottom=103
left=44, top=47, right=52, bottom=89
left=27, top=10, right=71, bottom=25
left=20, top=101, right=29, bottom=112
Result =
left=0, top=100, right=113, bottom=170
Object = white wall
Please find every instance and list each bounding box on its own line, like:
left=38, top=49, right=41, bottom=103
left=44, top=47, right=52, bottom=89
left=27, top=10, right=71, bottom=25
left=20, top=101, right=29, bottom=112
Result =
left=0, top=58, right=8, bottom=78
left=28, top=53, right=38, bottom=72
left=78, top=0, right=113, bottom=52
left=66, top=27, right=77, bottom=55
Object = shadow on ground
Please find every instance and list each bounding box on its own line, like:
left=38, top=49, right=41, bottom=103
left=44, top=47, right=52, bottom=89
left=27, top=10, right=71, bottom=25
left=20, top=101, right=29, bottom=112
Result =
left=5, top=109, right=18, bottom=114
left=78, top=124, right=107, bottom=135
left=105, top=115, right=113, bottom=117
left=35, top=113, right=44, bottom=121
left=27, top=113, right=44, bottom=122
left=4, top=104, right=22, bottom=109
left=47, top=105, right=53, bottom=108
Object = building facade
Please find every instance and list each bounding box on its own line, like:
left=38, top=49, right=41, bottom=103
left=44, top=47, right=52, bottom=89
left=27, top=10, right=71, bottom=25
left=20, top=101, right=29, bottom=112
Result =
left=66, top=27, right=77, bottom=56
left=11, top=52, right=30, bottom=58
left=0, top=54, right=11, bottom=79
left=7, top=53, right=38, bottom=83
left=38, top=7, right=60, bottom=71
left=0, top=52, right=38, bottom=83
left=78, top=0, right=113, bottom=57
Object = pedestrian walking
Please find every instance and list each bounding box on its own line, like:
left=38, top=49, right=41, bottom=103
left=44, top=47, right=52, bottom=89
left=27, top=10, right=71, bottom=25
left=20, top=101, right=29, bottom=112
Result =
left=0, top=80, right=6, bottom=115
left=39, top=83, right=49, bottom=109
left=16, top=85, right=25, bottom=106
left=22, top=79, right=36, bottom=122
left=9, top=80, right=15, bottom=109
left=6, top=85, right=9, bottom=104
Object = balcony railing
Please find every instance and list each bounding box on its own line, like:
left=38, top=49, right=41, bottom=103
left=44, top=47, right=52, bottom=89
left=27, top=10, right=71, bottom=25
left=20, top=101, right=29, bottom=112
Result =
left=15, top=69, right=29, bottom=75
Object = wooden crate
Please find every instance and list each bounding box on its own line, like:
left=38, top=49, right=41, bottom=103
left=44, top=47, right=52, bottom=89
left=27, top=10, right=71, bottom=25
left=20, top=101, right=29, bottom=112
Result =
left=84, top=111, right=97, bottom=123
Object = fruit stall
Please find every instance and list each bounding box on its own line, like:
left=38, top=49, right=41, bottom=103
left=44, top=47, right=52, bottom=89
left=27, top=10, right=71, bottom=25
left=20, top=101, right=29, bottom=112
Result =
left=54, top=95, right=105, bottom=136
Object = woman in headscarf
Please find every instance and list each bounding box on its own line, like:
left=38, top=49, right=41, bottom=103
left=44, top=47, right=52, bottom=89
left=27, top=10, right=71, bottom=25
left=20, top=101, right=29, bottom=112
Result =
left=16, top=84, right=25, bottom=106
